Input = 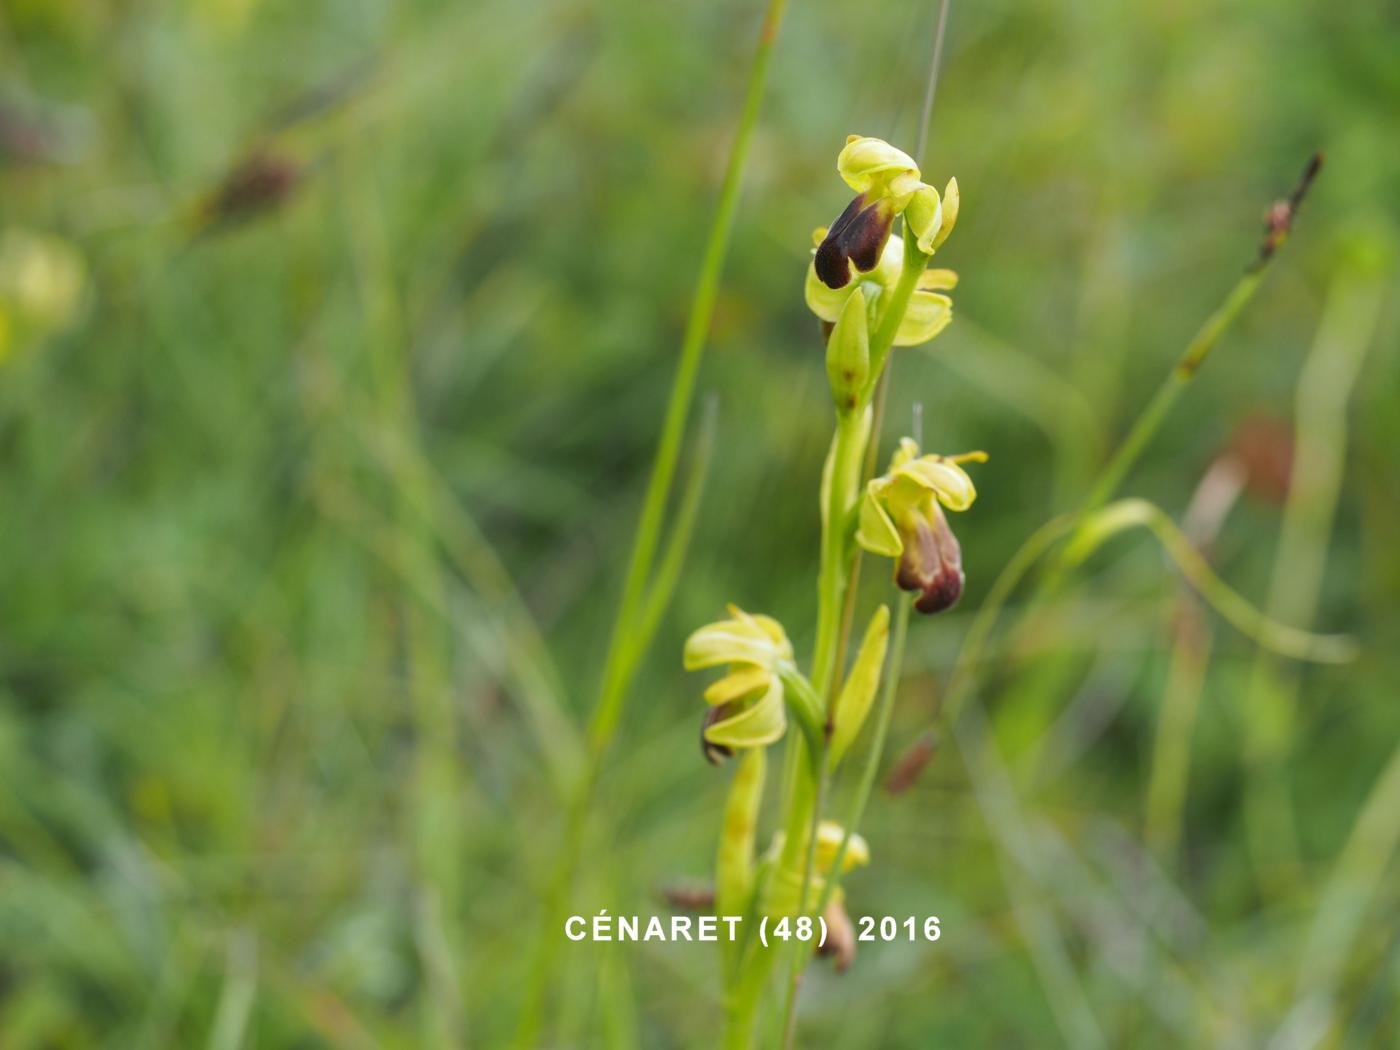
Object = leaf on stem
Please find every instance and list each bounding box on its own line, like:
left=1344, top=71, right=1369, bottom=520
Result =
left=830, top=605, right=890, bottom=765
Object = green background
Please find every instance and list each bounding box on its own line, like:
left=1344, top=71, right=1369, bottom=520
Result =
left=2, top=0, right=1398, bottom=1045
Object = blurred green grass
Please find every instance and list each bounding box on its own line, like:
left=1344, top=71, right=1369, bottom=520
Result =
left=2, top=0, right=1399, bottom=1046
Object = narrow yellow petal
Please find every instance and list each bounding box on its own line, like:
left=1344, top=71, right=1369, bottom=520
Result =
left=683, top=619, right=777, bottom=670
left=897, top=457, right=977, bottom=511
left=703, top=666, right=771, bottom=706
left=703, top=678, right=787, bottom=748
left=856, top=482, right=903, bottom=558
left=917, top=268, right=958, bottom=291
left=816, top=821, right=870, bottom=873
left=893, top=290, right=953, bottom=347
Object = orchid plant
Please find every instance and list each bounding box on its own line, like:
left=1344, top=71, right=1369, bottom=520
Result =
left=683, top=135, right=984, bottom=1046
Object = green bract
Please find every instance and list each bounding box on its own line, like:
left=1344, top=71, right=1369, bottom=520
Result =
left=825, top=285, right=871, bottom=413
left=829, top=605, right=890, bottom=766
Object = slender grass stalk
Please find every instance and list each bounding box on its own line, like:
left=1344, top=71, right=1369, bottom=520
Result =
left=1287, top=739, right=1400, bottom=1031
left=208, top=931, right=257, bottom=1050
left=340, top=146, right=469, bottom=1046
left=1081, top=153, right=1322, bottom=523
left=516, top=3, right=789, bottom=1042
left=1062, top=499, right=1355, bottom=663
left=1142, top=454, right=1243, bottom=859
left=1143, top=594, right=1212, bottom=858
left=1077, top=271, right=1264, bottom=519
left=1242, top=271, right=1383, bottom=898
left=896, top=152, right=1327, bottom=777
left=588, top=0, right=790, bottom=753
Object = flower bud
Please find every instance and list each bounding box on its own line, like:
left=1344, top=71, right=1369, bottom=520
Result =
left=904, top=183, right=943, bottom=255
left=202, top=151, right=302, bottom=229
left=814, top=821, right=870, bottom=873
left=825, top=289, right=870, bottom=414
left=932, top=177, right=959, bottom=251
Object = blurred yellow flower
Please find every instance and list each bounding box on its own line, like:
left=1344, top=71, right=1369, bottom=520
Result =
left=0, top=228, right=85, bottom=363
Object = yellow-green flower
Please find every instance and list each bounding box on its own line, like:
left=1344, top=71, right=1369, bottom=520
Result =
left=813, top=820, right=870, bottom=873
left=760, top=820, right=871, bottom=915
left=813, top=135, right=922, bottom=290
left=0, top=229, right=85, bottom=364
left=856, top=438, right=986, bottom=613
left=812, top=134, right=961, bottom=293
left=684, top=605, right=795, bottom=757
left=805, top=231, right=957, bottom=348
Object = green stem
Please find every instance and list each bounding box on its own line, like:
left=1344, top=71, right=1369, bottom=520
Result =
left=899, top=199, right=1314, bottom=776
left=589, top=0, right=789, bottom=753
left=776, top=235, right=929, bottom=1046
left=810, top=410, right=870, bottom=698
left=724, top=943, right=780, bottom=1049
left=778, top=744, right=830, bottom=1048
left=816, top=592, right=913, bottom=917
left=1081, top=269, right=1263, bottom=519
left=866, top=236, right=929, bottom=395
left=1242, top=273, right=1382, bottom=898
left=718, top=748, right=766, bottom=982
left=515, top=2, right=789, bottom=1042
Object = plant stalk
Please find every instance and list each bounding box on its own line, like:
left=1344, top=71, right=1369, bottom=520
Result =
left=515, top=1, right=789, bottom=1041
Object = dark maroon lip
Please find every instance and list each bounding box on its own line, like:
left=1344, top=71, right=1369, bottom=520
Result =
left=814, top=192, right=894, bottom=290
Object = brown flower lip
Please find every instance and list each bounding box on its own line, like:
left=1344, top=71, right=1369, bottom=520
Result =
left=207, top=151, right=302, bottom=225
left=813, top=192, right=894, bottom=289
left=818, top=898, right=856, bottom=973
left=894, top=505, right=965, bottom=614
left=701, top=705, right=735, bottom=765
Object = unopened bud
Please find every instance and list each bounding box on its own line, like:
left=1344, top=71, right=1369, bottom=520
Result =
left=904, top=183, right=943, bottom=254
left=825, top=289, right=870, bottom=414
left=932, top=177, right=959, bottom=250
